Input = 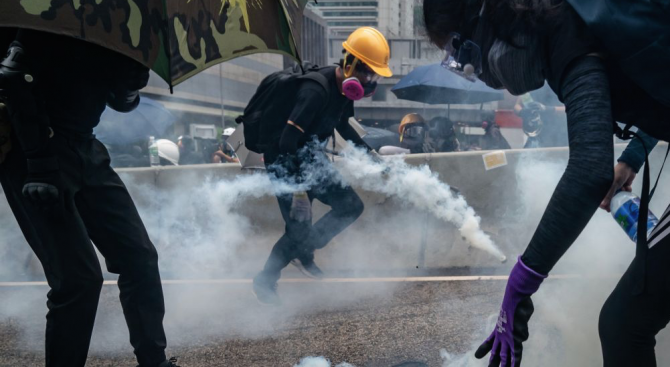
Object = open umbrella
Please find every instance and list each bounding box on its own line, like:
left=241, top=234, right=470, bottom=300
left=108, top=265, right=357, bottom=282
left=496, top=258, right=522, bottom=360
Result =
left=391, top=64, right=504, bottom=105
left=94, top=97, right=175, bottom=145
left=0, top=0, right=311, bottom=88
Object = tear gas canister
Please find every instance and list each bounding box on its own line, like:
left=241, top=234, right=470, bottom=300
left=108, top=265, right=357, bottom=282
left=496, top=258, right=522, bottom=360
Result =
left=610, top=191, right=659, bottom=246
left=149, top=136, right=159, bottom=166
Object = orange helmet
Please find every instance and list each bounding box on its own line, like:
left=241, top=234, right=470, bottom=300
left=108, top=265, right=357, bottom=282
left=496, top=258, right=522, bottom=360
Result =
left=399, top=113, right=425, bottom=134
left=342, top=27, right=393, bottom=78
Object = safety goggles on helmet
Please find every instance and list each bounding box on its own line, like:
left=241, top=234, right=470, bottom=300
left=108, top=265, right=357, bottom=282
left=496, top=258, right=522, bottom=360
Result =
left=403, top=125, right=425, bottom=139
left=441, top=33, right=482, bottom=82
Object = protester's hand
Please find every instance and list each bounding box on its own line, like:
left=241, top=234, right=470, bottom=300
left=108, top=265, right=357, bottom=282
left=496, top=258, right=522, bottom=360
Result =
left=290, top=191, right=312, bottom=222
left=118, top=58, right=150, bottom=92
left=474, top=257, right=546, bottom=367
left=475, top=297, right=534, bottom=367
left=22, top=156, right=61, bottom=209
left=600, top=162, right=636, bottom=212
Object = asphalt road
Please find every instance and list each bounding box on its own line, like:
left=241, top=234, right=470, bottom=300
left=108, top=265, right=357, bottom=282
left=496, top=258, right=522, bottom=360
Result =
left=1, top=275, right=669, bottom=367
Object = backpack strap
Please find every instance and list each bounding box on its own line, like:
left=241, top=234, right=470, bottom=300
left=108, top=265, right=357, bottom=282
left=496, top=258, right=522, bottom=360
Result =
left=298, top=71, right=331, bottom=102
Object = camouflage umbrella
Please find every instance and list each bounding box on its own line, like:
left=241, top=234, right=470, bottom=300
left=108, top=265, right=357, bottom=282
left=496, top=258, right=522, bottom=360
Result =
left=0, top=0, right=311, bottom=88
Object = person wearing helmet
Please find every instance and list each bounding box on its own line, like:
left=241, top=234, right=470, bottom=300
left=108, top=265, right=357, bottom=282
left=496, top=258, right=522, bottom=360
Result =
left=398, top=113, right=430, bottom=153
left=253, top=26, right=392, bottom=305
left=212, top=128, right=239, bottom=163
left=151, top=139, right=180, bottom=166
left=378, top=113, right=431, bottom=155
left=0, top=29, right=178, bottom=367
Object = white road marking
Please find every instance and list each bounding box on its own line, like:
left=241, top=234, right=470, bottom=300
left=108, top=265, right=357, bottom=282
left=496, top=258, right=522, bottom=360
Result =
left=0, top=274, right=588, bottom=287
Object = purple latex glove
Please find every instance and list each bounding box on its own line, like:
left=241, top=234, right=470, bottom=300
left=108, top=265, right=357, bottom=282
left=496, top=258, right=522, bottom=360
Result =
left=290, top=191, right=312, bottom=222
left=475, top=257, right=547, bottom=367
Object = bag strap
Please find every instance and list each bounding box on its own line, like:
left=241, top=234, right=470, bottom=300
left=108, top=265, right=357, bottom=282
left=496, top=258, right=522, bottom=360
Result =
left=617, top=122, right=669, bottom=294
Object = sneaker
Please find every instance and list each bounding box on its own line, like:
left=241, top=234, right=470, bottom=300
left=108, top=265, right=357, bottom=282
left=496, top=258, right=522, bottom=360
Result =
left=252, top=275, right=281, bottom=305
left=290, top=258, right=324, bottom=280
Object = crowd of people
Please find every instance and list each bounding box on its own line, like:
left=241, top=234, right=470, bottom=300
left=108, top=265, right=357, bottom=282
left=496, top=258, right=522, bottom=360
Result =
left=108, top=128, right=239, bottom=168
left=0, top=0, right=668, bottom=366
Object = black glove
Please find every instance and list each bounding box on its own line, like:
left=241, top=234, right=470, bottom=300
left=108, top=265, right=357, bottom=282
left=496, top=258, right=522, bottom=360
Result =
left=22, top=156, right=61, bottom=208
left=120, top=60, right=150, bottom=91
left=475, top=296, right=535, bottom=367
left=107, top=59, right=150, bottom=112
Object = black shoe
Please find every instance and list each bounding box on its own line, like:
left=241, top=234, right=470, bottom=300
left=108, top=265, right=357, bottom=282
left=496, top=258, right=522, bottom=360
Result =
left=252, top=275, right=281, bottom=305
left=160, top=358, right=181, bottom=367
left=137, top=357, right=180, bottom=367
left=290, top=258, right=324, bottom=280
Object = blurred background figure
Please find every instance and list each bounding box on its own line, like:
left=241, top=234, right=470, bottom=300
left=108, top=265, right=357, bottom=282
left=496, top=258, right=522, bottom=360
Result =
left=151, top=139, right=180, bottom=166
left=481, top=121, right=511, bottom=151
left=427, top=116, right=460, bottom=153
left=515, top=83, right=568, bottom=149
left=177, top=135, right=203, bottom=165
left=208, top=128, right=239, bottom=164
left=379, top=113, right=431, bottom=155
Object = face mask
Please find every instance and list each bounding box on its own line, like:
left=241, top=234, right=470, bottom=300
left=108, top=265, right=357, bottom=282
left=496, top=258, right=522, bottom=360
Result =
left=342, top=77, right=365, bottom=101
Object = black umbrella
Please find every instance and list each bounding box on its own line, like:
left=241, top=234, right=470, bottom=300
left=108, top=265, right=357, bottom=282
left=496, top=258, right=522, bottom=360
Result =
left=391, top=64, right=504, bottom=105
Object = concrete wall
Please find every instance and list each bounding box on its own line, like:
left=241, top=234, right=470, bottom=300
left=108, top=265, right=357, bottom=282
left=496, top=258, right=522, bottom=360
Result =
left=2, top=145, right=669, bottom=279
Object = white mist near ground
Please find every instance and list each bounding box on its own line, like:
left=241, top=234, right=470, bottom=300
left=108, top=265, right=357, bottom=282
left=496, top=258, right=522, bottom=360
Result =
left=293, top=356, right=355, bottom=367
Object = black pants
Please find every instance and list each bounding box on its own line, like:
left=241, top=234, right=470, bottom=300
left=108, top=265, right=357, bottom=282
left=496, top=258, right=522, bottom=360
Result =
left=599, top=206, right=670, bottom=367
left=258, top=152, right=364, bottom=284
left=0, top=131, right=167, bottom=367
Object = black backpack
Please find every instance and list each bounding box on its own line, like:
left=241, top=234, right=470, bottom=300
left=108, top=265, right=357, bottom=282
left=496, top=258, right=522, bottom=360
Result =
left=236, top=63, right=331, bottom=154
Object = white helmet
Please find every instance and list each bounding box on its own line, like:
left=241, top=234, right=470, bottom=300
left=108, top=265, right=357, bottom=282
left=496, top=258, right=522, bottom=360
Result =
left=151, top=139, right=180, bottom=166
left=223, top=128, right=236, bottom=137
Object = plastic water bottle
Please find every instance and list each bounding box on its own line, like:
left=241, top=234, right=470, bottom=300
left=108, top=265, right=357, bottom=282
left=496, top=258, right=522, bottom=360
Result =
left=148, top=136, right=159, bottom=167
left=610, top=191, right=659, bottom=246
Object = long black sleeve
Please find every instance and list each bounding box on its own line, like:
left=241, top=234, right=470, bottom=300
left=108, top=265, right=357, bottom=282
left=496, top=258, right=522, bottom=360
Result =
left=279, top=81, right=328, bottom=155
left=521, top=57, right=614, bottom=275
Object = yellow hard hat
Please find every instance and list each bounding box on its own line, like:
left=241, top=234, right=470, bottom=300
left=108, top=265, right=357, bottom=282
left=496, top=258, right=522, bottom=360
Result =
left=399, top=113, right=425, bottom=134
left=342, top=27, right=393, bottom=78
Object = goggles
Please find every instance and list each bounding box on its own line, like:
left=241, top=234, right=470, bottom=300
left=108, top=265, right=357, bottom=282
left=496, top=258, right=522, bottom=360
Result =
left=441, top=33, right=482, bottom=82
left=344, top=56, right=383, bottom=83
left=403, top=125, right=426, bottom=139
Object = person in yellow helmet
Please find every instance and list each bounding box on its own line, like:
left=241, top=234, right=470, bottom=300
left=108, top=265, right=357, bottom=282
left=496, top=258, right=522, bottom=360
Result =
left=252, top=27, right=392, bottom=305
left=379, top=113, right=431, bottom=155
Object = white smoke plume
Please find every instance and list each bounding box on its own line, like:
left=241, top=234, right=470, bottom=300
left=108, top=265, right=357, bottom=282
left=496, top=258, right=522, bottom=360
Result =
left=335, top=146, right=506, bottom=262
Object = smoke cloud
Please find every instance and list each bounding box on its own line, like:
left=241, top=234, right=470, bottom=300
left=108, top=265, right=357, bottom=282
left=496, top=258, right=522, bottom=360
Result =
left=439, top=145, right=670, bottom=367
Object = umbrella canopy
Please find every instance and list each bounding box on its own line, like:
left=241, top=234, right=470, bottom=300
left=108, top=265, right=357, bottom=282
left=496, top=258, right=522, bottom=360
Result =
left=391, top=64, right=504, bottom=105
left=95, top=97, right=175, bottom=145
left=0, top=0, right=310, bottom=87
